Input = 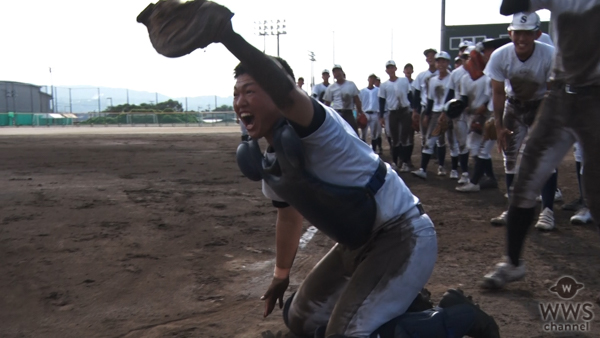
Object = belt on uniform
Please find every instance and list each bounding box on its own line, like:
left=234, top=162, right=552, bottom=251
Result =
left=336, top=109, right=353, bottom=114
left=401, top=203, right=426, bottom=221
left=507, top=97, right=541, bottom=109
left=365, top=111, right=376, bottom=114
left=549, top=81, right=600, bottom=95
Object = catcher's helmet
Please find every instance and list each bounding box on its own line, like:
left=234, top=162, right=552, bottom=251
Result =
left=443, top=99, right=466, bottom=119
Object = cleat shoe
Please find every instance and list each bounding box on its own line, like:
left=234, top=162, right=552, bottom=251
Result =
left=399, top=163, right=411, bottom=173
left=535, top=208, right=555, bottom=231
left=456, top=182, right=480, bottom=192
left=490, top=211, right=507, bottom=226
left=536, top=189, right=563, bottom=203
left=482, top=260, right=526, bottom=289
left=562, top=198, right=583, bottom=211
left=457, top=173, right=469, bottom=184
left=450, top=170, right=459, bottom=179
left=479, top=177, right=498, bottom=190
left=411, top=168, right=427, bottom=179
left=438, top=289, right=500, bottom=338
left=571, top=208, right=593, bottom=225
left=437, top=166, right=447, bottom=176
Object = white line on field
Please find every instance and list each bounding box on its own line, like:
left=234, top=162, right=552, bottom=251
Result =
left=299, top=226, right=318, bottom=250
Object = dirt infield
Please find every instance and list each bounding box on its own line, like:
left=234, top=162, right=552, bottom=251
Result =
left=1, top=131, right=600, bottom=338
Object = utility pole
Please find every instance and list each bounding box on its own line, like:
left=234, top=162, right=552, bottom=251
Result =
left=214, top=96, right=217, bottom=110
left=185, top=97, right=188, bottom=111
left=97, top=88, right=101, bottom=113
left=126, top=89, right=129, bottom=104
left=69, top=88, right=72, bottom=113
left=308, top=51, right=316, bottom=93
left=155, top=92, right=158, bottom=105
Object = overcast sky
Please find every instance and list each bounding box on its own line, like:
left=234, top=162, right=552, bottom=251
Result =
left=1, top=0, right=549, bottom=99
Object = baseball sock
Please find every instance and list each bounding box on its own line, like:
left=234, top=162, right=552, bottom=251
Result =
left=484, top=159, right=496, bottom=180
left=451, top=156, right=459, bottom=171
left=387, top=136, right=392, bottom=148
left=377, top=137, right=383, bottom=152
left=506, top=205, right=536, bottom=267
left=470, top=158, right=485, bottom=184
left=437, top=146, right=446, bottom=167
left=371, top=139, right=377, bottom=152
left=506, top=173, right=515, bottom=197
left=459, top=153, right=469, bottom=174
left=541, top=171, right=558, bottom=211
left=407, top=144, right=414, bottom=164
left=576, top=161, right=583, bottom=201
left=420, top=153, right=432, bottom=171
left=392, top=146, right=402, bottom=165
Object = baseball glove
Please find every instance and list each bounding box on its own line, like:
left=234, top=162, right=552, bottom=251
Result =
left=357, top=113, right=368, bottom=129
left=431, top=114, right=449, bottom=137
left=470, top=114, right=486, bottom=135
left=483, top=117, right=497, bottom=141
left=137, top=0, right=234, bottom=58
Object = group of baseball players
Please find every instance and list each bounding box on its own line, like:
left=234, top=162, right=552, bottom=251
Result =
left=139, top=0, right=600, bottom=336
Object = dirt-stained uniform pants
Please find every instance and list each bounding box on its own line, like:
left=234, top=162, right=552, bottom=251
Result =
left=284, top=207, right=437, bottom=337
left=388, top=107, right=414, bottom=148
left=511, top=87, right=600, bottom=222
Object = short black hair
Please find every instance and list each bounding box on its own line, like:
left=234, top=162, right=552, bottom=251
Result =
left=368, top=74, right=377, bottom=79
left=298, top=77, right=304, bottom=81
left=404, top=63, right=413, bottom=70
left=234, top=56, right=295, bottom=80
left=423, top=48, right=437, bottom=56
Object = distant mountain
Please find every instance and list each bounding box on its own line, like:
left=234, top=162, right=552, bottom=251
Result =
left=51, top=86, right=233, bottom=113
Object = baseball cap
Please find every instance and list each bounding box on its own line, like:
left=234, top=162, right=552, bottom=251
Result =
left=435, top=51, right=451, bottom=61
left=508, top=12, right=540, bottom=31
left=423, top=48, right=437, bottom=56
left=332, top=64, right=343, bottom=71
left=322, top=69, right=330, bottom=74
left=385, top=60, right=396, bottom=67
left=458, top=40, right=474, bottom=49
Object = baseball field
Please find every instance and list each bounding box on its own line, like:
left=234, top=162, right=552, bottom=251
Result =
left=1, top=127, right=599, bottom=337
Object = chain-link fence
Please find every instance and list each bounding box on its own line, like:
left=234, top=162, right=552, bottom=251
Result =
left=0, top=111, right=237, bottom=128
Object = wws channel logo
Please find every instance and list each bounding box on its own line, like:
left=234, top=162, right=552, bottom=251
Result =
left=539, top=276, right=594, bottom=332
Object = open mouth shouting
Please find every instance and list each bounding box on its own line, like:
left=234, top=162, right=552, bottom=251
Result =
left=240, top=112, right=255, bottom=130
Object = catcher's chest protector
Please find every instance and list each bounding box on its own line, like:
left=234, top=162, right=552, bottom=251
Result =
left=236, top=120, right=385, bottom=249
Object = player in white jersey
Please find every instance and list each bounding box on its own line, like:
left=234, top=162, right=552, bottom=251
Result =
left=445, top=49, right=472, bottom=180
left=411, top=49, right=439, bottom=147
left=359, top=74, right=382, bottom=152
left=311, top=69, right=331, bottom=103
left=412, top=52, right=453, bottom=179
left=482, top=1, right=600, bottom=289
left=456, top=38, right=513, bottom=192
left=138, top=5, right=500, bottom=337
left=537, top=32, right=554, bottom=46
left=323, top=65, right=364, bottom=136
left=483, top=13, right=559, bottom=232
left=378, top=61, right=413, bottom=172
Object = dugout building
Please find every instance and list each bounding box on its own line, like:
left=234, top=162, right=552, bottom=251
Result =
left=0, top=81, right=73, bottom=126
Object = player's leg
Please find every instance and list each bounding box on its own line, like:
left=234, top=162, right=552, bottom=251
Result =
left=384, top=111, right=392, bottom=157
left=283, top=244, right=350, bottom=336
left=435, top=125, right=449, bottom=176
left=447, top=126, right=459, bottom=178
left=490, top=102, right=527, bottom=225
left=454, top=113, right=470, bottom=182
left=412, top=112, right=440, bottom=179
left=341, top=110, right=359, bottom=136
left=324, top=211, right=437, bottom=336
left=388, top=110, right=403, bottom=169
left=398, top=107, right=414, bottom=172
left=367, top=113, right=379, bottom=152
left=564, top=142, right=585, bottom=211
left=483, top=92, right=576, bottom=289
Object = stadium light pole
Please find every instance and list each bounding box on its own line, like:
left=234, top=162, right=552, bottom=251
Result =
left=441, top=0, right=446, bottom=51
left=308, top=51, right=316, bottom=92
left=257, top=19, right=287, bottom=57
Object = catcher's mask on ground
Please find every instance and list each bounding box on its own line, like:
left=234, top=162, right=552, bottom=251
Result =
left=233, top=74, right=282, bottom=141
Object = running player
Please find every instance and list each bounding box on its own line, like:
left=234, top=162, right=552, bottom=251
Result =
left=482, top=0, right=600, bottom=288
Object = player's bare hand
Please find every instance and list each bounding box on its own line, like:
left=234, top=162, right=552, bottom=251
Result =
left=379, top=118, right=385, bottom=127
left=260, top=276, right=289, bottom=318
left=496, top=127, right=511, bottom=152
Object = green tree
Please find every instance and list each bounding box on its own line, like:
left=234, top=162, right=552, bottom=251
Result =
left=213, top=104, right=233, bottom=111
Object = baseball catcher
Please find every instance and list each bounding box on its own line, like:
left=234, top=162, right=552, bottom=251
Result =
left=137, top=1, right=500, bottom=337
